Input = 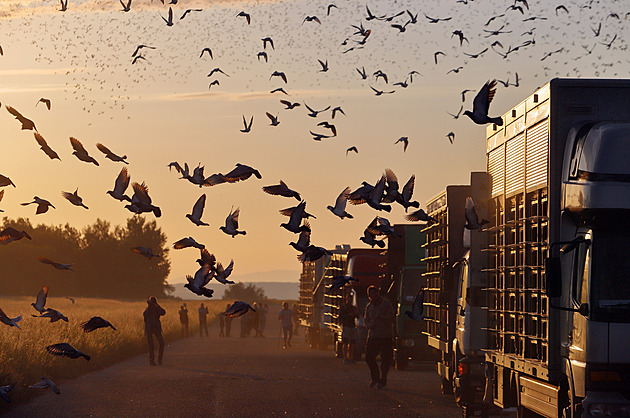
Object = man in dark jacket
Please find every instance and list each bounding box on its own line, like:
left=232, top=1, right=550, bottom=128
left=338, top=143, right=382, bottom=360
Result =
left=144, top=296, right=166, bottom=366
left=364, top=285, right=395, bottom=389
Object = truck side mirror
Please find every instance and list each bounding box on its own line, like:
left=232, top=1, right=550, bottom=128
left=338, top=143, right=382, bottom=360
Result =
left=545, top=257, right=563, bottom=298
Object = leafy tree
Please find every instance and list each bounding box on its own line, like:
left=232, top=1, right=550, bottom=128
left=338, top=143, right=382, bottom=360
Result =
left=222, top=283, right=267, bottom=303
left=0, top=216, right=171, bottom=299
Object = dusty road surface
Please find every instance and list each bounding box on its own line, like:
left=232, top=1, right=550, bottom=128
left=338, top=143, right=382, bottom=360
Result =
left=6, top=304, right=463, bottom=417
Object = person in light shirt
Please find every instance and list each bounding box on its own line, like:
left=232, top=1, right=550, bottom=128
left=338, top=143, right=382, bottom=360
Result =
left=278, top=302, right=293, bottom=349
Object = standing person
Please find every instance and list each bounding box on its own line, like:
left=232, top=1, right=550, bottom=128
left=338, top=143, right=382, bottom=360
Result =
left=258, top=303, right=268, bottom=338
left=292, top=303, right=300, bottom=336
left=225, top=303, right=232, bottom=337
left=143, top=296, right=166, bottom=366
left=364, top=285, right=395, bottom=389
left=219, top=312, right=226, bottom=337
left=340, top=294, right=359, bottom=364
left=278, top=302, right=293, bottom=349
left=198, top=302, right=209, bottom=337
left=252, top=302, right=261, bottom=337
left=179, top=303, right=189, bottom=338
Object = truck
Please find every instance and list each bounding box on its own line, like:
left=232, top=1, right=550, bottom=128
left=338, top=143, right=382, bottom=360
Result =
left=421, top=171, right=491, bottom=416
left=298, top=245, right=350, bottom=350
left=324, top=248, right=387, bottom=360
left=384, top=224, right=433, bottom=370
left=481, top=78, right=630, bottom=417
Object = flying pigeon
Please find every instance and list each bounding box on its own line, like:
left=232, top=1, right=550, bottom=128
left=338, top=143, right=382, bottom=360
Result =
left=32, top=308, right=68, bottom=323
left=327, top=187, right=353, bottom=219
left=214, top=260, right=235, bottom=284
left=220, top=207, right=246, bottom=237
left=96, top=143, right=128, bottom=164
left=186, top=194, right=209, bottom=226
left=0, top=308, right=21, bottom=329
left=107, top=167, right=132, bottom=202
left=184, top=263, right=214, bottom=297
left=173, top=237, right=204, bottom=250
left=327, top=275, right=359, bottom=293
left=224, top=301, right=255, bottom=318
left=29, top=377, right=60, bottom=395
left=0, top=227, right=32, bottom=244
left=32, top=285, right=48, bottom=313
left=464, top=197, right=489, bottom=231
left=62, top=188, right=88, bottom=209
left=405, top=289, right=431, bottom=321
left=6, top=106, right=37, bottom=131
left=131, top=246, right=161, bottom=259
left=69, top=137, right=99, bottom=166
left=81, top=316, right=117, bottom=332
left=263, top=181, right=301, bottom=200
left=463, top=80, right=503, bottom=126
left=46, top=343, right=91, bottom=361
left=21, top=196, right=55, bottom=214
left=34, top=133, right=61, bottom=160
left=38, top=257, right=73, bottom=271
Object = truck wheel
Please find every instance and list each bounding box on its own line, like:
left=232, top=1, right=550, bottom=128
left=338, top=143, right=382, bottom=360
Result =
left=441, top=377, right=453, bottom=395
left=395, top=351, right=409, bottom=370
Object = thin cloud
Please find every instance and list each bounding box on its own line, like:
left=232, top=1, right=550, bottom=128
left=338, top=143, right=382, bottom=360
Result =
left=158, top=88, right=365, bottom=102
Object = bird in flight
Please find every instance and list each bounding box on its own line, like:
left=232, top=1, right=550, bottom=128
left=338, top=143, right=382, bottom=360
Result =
left=270, top=71, right=287, bottom=83
left=120, top=0, right=131, bottom=12
left=424, top=13, right=451, bottom=23
left=33, top=133, right=60, bottom=160
left=395, top=136, right=409, bottom=152
left=0, top=174, right=15, bottom=188
left=200, top=48, right=212, bottom=59
left=280, top=100, right=300, bottom=110
left=39, top=257, right=73, bottom=271
left=97, top=143, right=127, bottom=164
left=464, top=80, right=503, bottom=126
left=318, top=59, right=329, bottom=72
left=207, top=68, right=229, bottom=77
left=240, top=115, right=253, bottom=133
left=62, top=189, right=88, bottom=209
left=0, top=308, right=21, bottom=329
left=304, top=103, right=330, bottom=117
left=29, top=378, right=60, bottom=395
left=6, top=106, right=37, bottom=131
left=220, top=207, right=246, bottom=238
left=224, top=301, right=255, bottom=318
left=236, top=11, right=250, bottom=25
left=131, top=246, right=161, bottom=259
left=36, top=98, right=51, bottom=110
left=131, top=44, right=155, bottom=57
left=262, top=37, right=274, bottom=50
left=0, top=227, right=31, bottom=244
left=180, top=9, right=202, bottom=20
left=346, top=146, right=358, bottom=155
left=302, top=15, right=321, bottom=24
left=187, top=194, right=209, bottom=226
left=46, top=343, right=90, bottom=361
left=107, top=167, right=132, bottom=202
left=266, top=112, right=280, bottom=126
left=173, top=237, right=205, bottom=250
left=81, top=317, right=117, bottom=332
left=160, top=7, right=174, bottom=26
left=446, top=132, right=455, bottom=144
left=327, top=187, right=353, bottom=219
left=70, top=137, right=99, bottom=166
left=263, top=181, right=301, bottom=200
left=434, top=51, right=445, bottom=64
left=405, top=289, right=431, bottom=321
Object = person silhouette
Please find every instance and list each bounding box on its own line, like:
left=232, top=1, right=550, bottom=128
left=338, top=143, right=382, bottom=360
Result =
left=143, top=296, right=165, bottom=366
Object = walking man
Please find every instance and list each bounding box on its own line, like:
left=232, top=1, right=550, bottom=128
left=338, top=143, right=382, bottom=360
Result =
left=179, top=303, right=189, bottom=338
left=340, top=294, right=359, bottom=364
left=144, top=296, right=166, bottom=366
left=364, top=285, right=395, bottom=389
left=278, top=302, right=293, bottom=349
left=198, top=302, right=209, bottom=337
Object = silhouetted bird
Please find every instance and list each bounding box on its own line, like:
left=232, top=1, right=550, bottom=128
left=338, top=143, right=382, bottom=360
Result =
left=46, top=343, right=90, bottom=361
left=81, top=316, right=117, bottom=332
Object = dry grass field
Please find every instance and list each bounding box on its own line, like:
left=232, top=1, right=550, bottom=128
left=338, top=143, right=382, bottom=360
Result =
left=0, top=297, right=225, bottom=404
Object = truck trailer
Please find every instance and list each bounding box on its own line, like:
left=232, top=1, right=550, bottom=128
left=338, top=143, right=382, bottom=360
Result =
left=421, top=171, right=490, bottom=415
left=482, top=78, right=630, bottom=417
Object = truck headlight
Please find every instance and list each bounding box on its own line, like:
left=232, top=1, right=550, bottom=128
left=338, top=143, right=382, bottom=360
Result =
left=588, top=403, right=630, bottom=417
left=404, top=339, right=415, bottom=347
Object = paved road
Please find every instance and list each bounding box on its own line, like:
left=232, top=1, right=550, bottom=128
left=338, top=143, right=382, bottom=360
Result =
left=6, top=304, right=463, bottom=417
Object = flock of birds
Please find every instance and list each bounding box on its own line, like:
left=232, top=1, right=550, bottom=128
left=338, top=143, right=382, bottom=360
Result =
left=0, top=0, right=628, bottom=404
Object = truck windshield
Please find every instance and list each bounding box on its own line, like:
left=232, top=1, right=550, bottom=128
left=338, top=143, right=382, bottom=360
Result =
left=591, top=227, right=630, bottom=315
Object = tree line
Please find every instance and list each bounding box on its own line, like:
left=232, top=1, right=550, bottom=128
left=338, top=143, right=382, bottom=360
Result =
left=0, top=216, right=172, bottom=299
